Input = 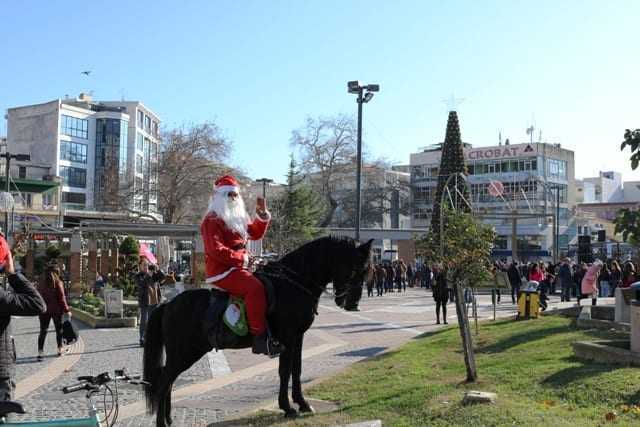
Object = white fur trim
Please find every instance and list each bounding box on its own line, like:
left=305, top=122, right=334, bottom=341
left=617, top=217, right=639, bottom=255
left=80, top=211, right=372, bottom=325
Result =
left=205, top=268, right=237, bottom=283
left=256, top=210, right=271, bottom=222
left=216, top=185, right=239, bottom=194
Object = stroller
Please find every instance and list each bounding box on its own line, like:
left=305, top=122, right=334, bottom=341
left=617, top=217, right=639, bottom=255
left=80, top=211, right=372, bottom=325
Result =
left=524, top=280, right=548, bottom=311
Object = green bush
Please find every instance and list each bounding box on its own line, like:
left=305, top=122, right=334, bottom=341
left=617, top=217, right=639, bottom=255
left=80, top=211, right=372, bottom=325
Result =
left=45, top=245, right=61, bottom=261
left=113, top=277, right=137, bottom=298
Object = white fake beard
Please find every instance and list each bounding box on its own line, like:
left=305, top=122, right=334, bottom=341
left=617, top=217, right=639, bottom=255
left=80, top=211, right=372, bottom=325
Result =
left=208, top=192, right=251, bottom=239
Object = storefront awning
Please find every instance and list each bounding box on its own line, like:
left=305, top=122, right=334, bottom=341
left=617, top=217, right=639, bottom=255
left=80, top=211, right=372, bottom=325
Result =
left=0, top=178, right=59, bottom=193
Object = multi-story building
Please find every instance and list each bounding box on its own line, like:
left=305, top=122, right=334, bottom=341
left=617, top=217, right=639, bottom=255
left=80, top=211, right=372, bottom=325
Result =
left=6, top=94, right=161, bottom=225
left=410, top=142, right=576, bottom=259
left=577, top=171, right=624, bottom=203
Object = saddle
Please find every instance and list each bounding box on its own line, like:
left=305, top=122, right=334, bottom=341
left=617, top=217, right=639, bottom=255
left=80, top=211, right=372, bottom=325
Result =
left=205, top=273, right=276, bottom=350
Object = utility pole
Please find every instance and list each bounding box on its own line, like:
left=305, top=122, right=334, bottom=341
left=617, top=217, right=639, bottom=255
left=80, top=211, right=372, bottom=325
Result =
left=0, top=152, right=31, bottom=240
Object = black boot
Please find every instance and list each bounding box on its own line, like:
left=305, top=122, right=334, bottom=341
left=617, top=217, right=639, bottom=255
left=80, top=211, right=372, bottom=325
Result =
left=252, top=333, right=284, bottom=357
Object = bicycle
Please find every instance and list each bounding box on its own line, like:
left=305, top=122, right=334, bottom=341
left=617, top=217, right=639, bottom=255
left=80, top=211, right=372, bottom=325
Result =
left=0, top=369, right=147, bottom=426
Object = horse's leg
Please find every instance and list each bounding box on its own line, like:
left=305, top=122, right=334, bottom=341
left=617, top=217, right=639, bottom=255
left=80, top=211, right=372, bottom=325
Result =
left=155, top=365, right=180, bottom=427
left=291, top=334, right=314, bottom=413
left=278, top=346, right=297, bottom=417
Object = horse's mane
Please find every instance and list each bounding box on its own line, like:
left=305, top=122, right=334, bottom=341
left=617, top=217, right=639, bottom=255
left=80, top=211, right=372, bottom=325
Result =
left=270, top=235, right=357, bottom=285
left=280, top=235, right=356, bottom=263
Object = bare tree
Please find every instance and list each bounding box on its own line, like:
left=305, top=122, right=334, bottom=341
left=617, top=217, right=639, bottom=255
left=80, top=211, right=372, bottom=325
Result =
left=290, top=115, right=357, bottom=227
left=158, top=122, right=235, bottom=224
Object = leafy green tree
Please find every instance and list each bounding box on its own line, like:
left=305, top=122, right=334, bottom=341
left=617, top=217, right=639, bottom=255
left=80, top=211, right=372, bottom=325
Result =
left=266, top=156, right=322, bottom=255
left=430, top=111, right=470, bottom=243
left=615, top=208, right=640, bottom=246
left=615, top=129, right=640, bottom=245
left=621, top=129, right=640, bottom=170
left=416, top=209, right=496, bottom=382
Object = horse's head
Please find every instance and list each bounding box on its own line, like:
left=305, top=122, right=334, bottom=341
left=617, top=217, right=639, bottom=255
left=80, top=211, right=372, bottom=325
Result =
left=333, top=238, right=374, bottom=311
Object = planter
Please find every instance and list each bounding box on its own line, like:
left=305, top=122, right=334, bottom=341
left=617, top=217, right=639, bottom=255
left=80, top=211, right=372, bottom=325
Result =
left=70, top=307, right=137, bottom=328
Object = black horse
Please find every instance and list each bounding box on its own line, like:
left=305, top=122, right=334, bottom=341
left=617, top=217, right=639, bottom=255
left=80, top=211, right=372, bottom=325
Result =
left=143, top=236, right=373, bottom=426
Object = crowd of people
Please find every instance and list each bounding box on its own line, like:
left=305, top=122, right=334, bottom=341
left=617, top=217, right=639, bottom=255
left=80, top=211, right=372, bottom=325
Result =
left=368, top=260, right=413, bottom=297
left=498, top=257, right=640, bottom=308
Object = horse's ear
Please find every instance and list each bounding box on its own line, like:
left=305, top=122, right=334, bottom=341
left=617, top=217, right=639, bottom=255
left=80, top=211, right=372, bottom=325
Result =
left=358, top=239, right=374, bottom=255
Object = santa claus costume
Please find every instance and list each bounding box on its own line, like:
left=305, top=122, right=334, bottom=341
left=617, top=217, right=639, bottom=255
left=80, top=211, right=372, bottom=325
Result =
left=200, top=175, right=276, bottom=355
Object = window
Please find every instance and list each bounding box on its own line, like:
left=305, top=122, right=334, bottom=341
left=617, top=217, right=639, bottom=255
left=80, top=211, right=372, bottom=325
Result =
left=144, top=115, right=151, bottom=132
left=62, top=192, right=86, bottom=205
left=18, top=167, right=26, bottom=179
left=547, top=159, right=567, bottom=179
left=60, top=166, right=86, bottom=188
left=61, top=115, right=88, bottom=139
left=138, top=110, right=144, bottom=128
left=137, top=133, right=144, bottom=151
left=43, top=191, right=56, bottom=208
left=60, top=141, right=88, bottom=163
left=152, top=121, right=159, bottom=137
left=136, top=154, right=143, bottom=173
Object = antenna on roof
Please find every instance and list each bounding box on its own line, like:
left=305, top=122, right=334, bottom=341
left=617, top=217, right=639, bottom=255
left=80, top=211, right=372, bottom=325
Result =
left=499, top=131, right=502, bottom=146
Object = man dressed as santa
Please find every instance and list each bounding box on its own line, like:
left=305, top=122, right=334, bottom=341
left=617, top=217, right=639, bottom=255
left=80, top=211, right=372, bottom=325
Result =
left=200, top=175, right=281, bottom=355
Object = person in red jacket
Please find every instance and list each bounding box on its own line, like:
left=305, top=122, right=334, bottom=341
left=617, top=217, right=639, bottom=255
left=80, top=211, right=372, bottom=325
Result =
left=200, top=175, right=278, bottom=355
left=36, top=263, right=70, bottom=360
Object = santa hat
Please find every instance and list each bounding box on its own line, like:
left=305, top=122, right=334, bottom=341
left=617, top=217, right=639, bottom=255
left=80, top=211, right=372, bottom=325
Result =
left=215, top=175, right=240, bottom=194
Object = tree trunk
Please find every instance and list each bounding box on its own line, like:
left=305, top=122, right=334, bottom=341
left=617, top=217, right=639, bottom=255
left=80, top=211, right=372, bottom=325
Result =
left=453, top=280, right=477, bottom=382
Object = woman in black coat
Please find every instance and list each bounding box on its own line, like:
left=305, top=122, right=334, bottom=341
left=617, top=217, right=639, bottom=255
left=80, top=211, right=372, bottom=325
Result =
left=432, top=264, right=448, bottom=325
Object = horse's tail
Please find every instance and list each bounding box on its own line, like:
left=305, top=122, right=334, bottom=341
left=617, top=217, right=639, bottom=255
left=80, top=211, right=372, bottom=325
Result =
left=143, top=303, right=166, bottom=415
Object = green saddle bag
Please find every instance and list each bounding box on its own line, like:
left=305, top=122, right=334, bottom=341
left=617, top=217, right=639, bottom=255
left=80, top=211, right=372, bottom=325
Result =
left=223, top=296, right=249, bottom=336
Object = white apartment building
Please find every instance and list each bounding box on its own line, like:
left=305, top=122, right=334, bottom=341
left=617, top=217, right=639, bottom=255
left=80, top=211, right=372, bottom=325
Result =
left=410, top=142, right=576, bottom=259
left=6, top=94, right=161, bottom=224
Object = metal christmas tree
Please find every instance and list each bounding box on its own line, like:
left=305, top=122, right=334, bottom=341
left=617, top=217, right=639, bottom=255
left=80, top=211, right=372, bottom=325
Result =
left=430, top=110, right=470, bottom=239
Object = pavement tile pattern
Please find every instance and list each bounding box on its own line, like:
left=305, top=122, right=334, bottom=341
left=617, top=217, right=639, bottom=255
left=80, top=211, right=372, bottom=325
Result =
left=9, top=288, right=595, bottom=425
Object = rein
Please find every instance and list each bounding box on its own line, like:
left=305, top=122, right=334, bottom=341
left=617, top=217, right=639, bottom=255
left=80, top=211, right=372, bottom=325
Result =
left=256, top=262, right=326, bottom=314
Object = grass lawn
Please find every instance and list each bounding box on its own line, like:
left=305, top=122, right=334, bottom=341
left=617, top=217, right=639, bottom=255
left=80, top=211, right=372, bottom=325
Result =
left=229, top=315, right=640, bottom=427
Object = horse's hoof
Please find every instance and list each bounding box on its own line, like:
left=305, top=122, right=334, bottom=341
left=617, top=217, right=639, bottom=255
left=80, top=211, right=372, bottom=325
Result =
left=284, top=409, right=298, bottom=418
left=299, top=403, right=315, bottom=414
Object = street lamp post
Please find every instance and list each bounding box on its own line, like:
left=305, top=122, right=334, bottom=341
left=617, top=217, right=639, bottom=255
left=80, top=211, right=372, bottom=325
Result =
left=0, top=152, right=30, bottom=239
left=348, top=81, right=379, bottom=242
left=255, top=178, right=273, bottom=199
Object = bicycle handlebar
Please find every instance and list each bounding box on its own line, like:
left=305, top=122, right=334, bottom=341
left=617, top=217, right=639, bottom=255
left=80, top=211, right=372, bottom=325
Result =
left=62, top=383, right=97, bottom=394
left=62, top=369, right=146, bottom=394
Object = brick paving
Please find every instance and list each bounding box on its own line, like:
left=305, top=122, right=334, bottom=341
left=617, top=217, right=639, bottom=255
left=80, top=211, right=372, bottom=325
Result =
left=9, top=288, right=594, bottom=426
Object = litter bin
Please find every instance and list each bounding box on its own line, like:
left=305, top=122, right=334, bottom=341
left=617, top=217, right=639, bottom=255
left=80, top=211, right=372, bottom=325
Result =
left=517, top=281, right=540, bottom=319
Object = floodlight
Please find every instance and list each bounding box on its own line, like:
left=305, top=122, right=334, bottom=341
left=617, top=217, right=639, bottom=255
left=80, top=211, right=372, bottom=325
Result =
left=365, top=84, right=380, bottom=92
left=347, top=81, right=361, bottom=94
left=363, top=92, right=374, bottom=103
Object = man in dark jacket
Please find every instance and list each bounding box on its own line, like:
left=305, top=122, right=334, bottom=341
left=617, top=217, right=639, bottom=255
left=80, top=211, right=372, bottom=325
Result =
left=558, top=258, right=573, bottom=302
left=0, top=246, right=47, bottom=400
left=136, top=259, right=162, bottom=346
left=507, top=261, right=522, bottom=304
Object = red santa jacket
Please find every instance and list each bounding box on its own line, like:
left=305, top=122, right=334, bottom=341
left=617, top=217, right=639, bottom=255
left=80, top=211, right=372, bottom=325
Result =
left=200, top=212, right=270, bottom=283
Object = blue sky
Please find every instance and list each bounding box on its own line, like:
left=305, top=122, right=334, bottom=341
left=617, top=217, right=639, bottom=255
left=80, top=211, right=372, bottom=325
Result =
left=2, top=1, right=639, bottom=183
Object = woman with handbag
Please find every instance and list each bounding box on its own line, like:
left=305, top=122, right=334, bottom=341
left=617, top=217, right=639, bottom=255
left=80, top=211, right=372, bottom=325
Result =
left=36, top=263, right=71, bottom=360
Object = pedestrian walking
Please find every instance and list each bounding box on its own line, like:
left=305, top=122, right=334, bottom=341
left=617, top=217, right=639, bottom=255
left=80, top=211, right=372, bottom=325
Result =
left=0, top=242, right=46, bottom=401
left=622, top=262, right=637, bottom=288
left=610, top=260, right=622, bottom=297
left=136, top=258, right=162, bottom=347
left=558, top=258, right=573, bottom=302
left=507, top=261, right=522, bottom=304
left=581, top=261, right=602, bottom=306
left=366, top=272, right=374, bottom=297
left=432, top=264, right=448, bottom=325
left=384, top=263, right=394, bottom=293
left=599, top=262, right=611, bottom=298
left=407, top=264, right=414, bottom=288
left=375, top=264, right=385, bottom=296
left=574, top=263, right=587, bottom=300
left=37, top=263, right=71, bottom=360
